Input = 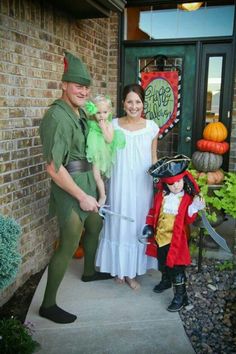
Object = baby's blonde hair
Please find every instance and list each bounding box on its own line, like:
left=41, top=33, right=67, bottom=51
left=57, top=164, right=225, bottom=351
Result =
left=92, top=94, right=112, bottom=110
left=88, top=94, right=113, bottom=121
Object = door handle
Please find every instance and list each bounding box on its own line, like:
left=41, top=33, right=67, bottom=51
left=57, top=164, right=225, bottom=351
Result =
left=185, top=136, right=191, bottom=142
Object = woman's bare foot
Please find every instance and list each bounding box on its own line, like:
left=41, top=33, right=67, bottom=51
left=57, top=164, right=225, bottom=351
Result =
left=114, top=276, right=125, bottom=284
left=125, top=277, right=140, bottom=290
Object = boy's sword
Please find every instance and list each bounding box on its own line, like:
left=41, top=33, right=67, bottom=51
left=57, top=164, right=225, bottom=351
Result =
left=199, top=210, right=232, bottom=254
left=99, top=205, right=134, bottom=222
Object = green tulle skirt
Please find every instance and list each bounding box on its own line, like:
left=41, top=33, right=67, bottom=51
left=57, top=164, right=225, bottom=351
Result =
left=86, top=121, right=125, bottom=178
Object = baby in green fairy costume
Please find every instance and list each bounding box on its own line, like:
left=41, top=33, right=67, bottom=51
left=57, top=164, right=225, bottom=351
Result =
left=85, top=95, right=125, bottom=205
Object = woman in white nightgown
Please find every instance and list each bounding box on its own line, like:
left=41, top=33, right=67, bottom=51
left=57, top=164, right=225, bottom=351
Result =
left=96, top=84, right=159, bottom=289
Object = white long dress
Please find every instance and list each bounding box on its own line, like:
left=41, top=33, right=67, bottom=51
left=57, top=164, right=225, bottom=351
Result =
left=96, top=118, right=159, bottom=279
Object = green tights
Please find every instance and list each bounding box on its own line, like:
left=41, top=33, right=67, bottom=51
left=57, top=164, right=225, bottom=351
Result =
left=41, top=210, right=102, bottom=308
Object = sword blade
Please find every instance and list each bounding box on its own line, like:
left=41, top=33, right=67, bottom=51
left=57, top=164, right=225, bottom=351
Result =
left=200, top=211, right=232, bottom=254
left=99, top=207, right=134, bottom=222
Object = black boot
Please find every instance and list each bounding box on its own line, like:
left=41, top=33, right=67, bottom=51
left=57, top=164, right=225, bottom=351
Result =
left=167, top=273, right=188, bottom=312
left=153, top=270, right=172, bottom=293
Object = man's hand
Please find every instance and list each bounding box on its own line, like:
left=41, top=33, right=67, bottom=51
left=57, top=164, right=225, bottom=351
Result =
left=79, top=194, right=100, bottom=213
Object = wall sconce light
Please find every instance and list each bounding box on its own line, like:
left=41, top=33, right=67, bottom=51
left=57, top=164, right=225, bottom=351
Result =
left=178, top=2, right=203, bottom=11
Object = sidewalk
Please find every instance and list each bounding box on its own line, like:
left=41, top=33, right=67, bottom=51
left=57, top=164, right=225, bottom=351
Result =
left=26, top=259, right=195, bottom=354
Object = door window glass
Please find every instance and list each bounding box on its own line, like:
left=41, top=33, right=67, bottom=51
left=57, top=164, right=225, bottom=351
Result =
left=125, top=2, right=235, bottom=40
left=205, top=56, right=223, bottom=123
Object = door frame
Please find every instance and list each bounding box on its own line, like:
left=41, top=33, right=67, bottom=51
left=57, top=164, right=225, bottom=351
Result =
left=194, top=42, right=234, bottom=169
left=119, top=37, right=235, bottom=167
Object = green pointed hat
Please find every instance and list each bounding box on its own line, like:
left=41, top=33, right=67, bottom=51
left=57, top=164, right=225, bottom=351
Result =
left=62, top=52, right=92, bottom=86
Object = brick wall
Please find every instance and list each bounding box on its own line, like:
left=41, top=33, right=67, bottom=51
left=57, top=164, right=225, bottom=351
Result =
left=229, top=71, right=236, bottom=172
left=230, top=71, right=236, bottom=258
left=0, top=0, right=119, bottom=305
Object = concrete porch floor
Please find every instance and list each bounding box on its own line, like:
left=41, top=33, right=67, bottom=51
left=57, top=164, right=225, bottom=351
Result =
left=26, top=216, right=234, bottom=354
left=26, top=259, right=195, bottom=354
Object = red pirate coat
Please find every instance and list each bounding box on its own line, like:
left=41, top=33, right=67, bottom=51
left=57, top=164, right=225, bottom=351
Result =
left=146, top=187, right=198, bottom=268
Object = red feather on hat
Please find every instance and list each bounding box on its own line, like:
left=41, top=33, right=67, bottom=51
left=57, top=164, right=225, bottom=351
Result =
left=64, top=57, right=68, bottom=73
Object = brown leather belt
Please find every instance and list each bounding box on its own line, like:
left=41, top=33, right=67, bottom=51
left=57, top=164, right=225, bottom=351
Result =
left=65, top=160, right=92, bottom=173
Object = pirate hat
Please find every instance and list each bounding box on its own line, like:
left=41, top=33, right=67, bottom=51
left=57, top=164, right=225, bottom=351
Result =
left=148, top=154, right=190, bottom=182
left=149, top=154, right=200, bottom=194
left=62, top=51, right=91, bottom=86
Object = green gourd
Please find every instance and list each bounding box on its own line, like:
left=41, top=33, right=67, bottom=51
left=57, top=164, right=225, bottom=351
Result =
left=191, top=151, right=223, bottom=172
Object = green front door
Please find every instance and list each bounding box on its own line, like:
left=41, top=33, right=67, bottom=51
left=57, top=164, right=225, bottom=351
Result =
left=123, top=45, right=196, bottom=157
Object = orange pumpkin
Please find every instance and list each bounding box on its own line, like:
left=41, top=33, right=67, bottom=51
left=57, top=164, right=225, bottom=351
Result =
left=203, top=122, right=228, bottom=142
left=54, top=240, right=84, bottom=258
left=197, top=169, right=224, bottom=185
left=74, top=245, right=84, bottom=259
left=196, top=139, right=229, bottom=155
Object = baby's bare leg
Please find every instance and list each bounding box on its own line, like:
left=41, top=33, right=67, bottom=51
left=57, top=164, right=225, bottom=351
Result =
left=93, top=165, right=106, bottom=205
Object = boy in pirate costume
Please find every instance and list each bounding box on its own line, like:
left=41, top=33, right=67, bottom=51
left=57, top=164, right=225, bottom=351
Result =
left=39, top=52, right=111, bottom=324
left=142, top=155, right=205, bottom=312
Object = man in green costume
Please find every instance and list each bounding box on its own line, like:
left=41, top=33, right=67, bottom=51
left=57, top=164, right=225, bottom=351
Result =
left=39, top=52, right=111, bottom=324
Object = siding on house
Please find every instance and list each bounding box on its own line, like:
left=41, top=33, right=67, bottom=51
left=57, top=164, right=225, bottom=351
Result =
left=0, top=0, right=119, bottom=305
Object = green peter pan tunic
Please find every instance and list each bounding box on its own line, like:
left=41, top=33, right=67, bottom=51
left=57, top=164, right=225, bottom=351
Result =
left=40, top=99, right=97, bottom=226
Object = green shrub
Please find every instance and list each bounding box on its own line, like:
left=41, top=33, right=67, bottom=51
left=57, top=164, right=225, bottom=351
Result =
left=0, top=214, right=22, bottom=289
left=210, top=172, right=236, bottom=219
left=188, top=169, right=236, bottom=221
left=0, top=317, right=40, bottom=354
left=215, top=260, right=235, bottom=271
